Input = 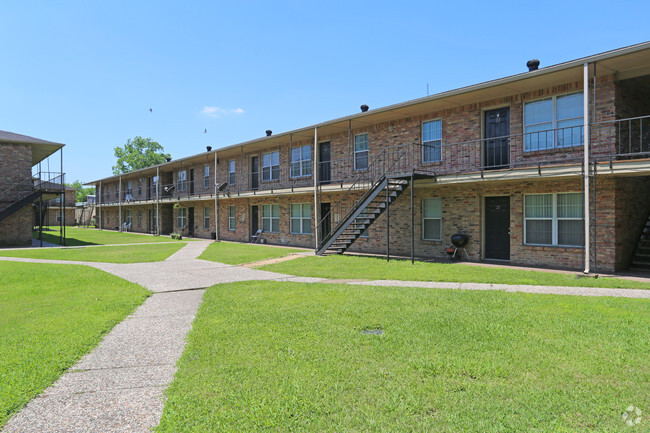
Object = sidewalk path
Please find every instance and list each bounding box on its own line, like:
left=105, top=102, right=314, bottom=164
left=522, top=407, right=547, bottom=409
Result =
left=2, top=242, right=648, bottom=432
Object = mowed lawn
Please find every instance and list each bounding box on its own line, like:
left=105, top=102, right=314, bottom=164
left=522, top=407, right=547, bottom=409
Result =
left=33, top=226, right=189, bottom=246
left=0, top=262, right=149, bottom=427
left=157, top=281, right=650, bottom=432
left=199, top=242, right=307, bottom=265
left=0, top=243, right=185, bottom=263
left=259, top=255, right=650, bottom=289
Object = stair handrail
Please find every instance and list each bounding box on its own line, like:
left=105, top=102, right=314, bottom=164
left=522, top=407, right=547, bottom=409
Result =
left=0, top=178, right=35, bottom=205
left=316, top=143, right=413, bottom=249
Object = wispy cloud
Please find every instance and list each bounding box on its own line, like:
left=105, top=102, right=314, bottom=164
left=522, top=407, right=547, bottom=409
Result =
left=201, top=106, right=245, bottom=118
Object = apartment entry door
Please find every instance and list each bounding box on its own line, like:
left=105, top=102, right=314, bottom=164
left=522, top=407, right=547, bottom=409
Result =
left=250, top=156, right=259, bottom=190
left=250, top=205, right=259, bottom=239
left=319, top=202, right=331, bottom=242
left=319, top=142, right=331, bottom=185
left=188, top=207, right=195, bottom=237
left=484, top=107, right=510, bottom=169
left=484, top=196, right=510, bottom=260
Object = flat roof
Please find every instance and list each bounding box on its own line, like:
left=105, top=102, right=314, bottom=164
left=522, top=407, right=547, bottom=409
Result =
left=0, top=130, right=65, bottom=165
left=89, top=41, right=650, bottom=184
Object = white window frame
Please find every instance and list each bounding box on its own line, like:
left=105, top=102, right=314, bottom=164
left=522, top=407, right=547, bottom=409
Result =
left=262, top=151, right=280, bottom=181
left=290, top=145, right=312, bottom=178
left=354, top=133, right=369, bottom=171
left=125, top=209, right=133, bottom=225
left=422, top=198, right=442, bottom=241
left=262, top=204, right=279, bottom=233
left=228, top=205, right=236, bottom=231
left=203, top=206, right=210, bottom=229
left=524, top=193, right=583, bottom=247
left=228, top=160, right=236, bottom=185
left=290, top=203, right=312, bottom=235
left=177, top=207, right=187, bottom=229
left=204, top=165, right=210, bottom=188
left=524, top=92, right=584, bottom=152
left=177, top=170, right=187, bottom=192
left=422, top=119, right=442, bottom=163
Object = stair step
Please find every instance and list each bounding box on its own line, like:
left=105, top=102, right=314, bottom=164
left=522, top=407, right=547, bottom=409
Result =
left=631, top=260, right=650, bottom=267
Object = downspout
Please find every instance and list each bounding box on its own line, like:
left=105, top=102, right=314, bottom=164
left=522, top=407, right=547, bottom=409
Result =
left=214, top=151, right=219, bottom=241
left=156, top=167, right=160, bottom=235
left=313, top=127, right=319, bottom=249
left=119, top=176, right=122, bottom=231
left=583, top=62, right=590, bottom=274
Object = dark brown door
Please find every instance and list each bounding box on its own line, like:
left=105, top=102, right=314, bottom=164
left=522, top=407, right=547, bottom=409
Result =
left=189, top=169, right=195, bottom=194
left=484, top=196, right=510, bottom=260
left=251, top=157, right=259, bottom=190
left=319, top=202, right=331, bottom=242
left=188, top=207, right=195, bottom=237
left=485, top=107, right=510, bottom=169
left=319, top=142, right=331, bottom=185
left=251, top=205, right=259, bottom=236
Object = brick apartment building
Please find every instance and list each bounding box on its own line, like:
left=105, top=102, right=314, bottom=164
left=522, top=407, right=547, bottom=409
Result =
left=0, top=131, right=66, bottom=247
left=34, top=185, right=77, bottom=227
left=91, top=42, right=650, bottom=273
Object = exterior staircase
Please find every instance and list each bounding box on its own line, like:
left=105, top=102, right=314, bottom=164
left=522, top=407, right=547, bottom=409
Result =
left=630, top=214, right=650, bottom=271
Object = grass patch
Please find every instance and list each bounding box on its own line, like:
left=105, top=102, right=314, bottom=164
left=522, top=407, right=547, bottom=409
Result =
left=33, top=226, right=190, bottom=246
left=259, top=255, right=650, bottom=289
left=0, top=262, right=149, bottom=427
left=0, top=243, right=186, bottom=263
left=157, top=281, right=650, bottom=432
left=198, top=242, right=306, bottom=265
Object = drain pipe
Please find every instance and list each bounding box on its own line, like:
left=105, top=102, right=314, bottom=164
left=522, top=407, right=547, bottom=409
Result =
left=583, top=62, right=590, bottom=274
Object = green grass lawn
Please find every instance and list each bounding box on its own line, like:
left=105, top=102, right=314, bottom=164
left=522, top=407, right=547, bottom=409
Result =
left=157, top=281, right=650, bottom=432
left=33, top=226, right=189, bottom=246
left=198, top=242, right=306, bottom=265
left=259, top=255, right=650, bottom=290
left=0, top=242, right=185, bottom=263
left=0, top=262, right=149, bottom=427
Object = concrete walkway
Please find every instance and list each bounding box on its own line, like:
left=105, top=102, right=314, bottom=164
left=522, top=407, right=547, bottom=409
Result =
left=2, top=241, right=649, bottom=432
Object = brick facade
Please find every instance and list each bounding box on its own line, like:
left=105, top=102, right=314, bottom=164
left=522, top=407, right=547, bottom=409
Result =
left=0, top=143, right=33, bottom=246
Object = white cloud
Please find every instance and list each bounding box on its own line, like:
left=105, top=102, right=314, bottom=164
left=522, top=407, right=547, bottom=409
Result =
left=201, top=106, right=245, bottom=118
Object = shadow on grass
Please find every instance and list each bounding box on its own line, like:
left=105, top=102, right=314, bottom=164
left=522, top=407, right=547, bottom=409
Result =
left=32, top=230, right=98, bottom=246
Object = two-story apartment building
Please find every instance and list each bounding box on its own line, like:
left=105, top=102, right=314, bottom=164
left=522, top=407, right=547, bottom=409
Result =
left=33, top=185, right=77, bottom=227
left=91, top=42, right=650, bottom=273
left=0, top=130, right=66, bottom=246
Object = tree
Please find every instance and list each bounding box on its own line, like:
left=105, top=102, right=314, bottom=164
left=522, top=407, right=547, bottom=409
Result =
left=112, top=136, right=171, bottom=175
left=66, top=180, right=96, bottom=203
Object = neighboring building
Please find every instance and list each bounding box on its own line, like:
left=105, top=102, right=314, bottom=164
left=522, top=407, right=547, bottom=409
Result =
left=0, top=131, right=65, bottom=246
left=34, top=185, right=77, bottom=227
left=91, top=43, right=650, bottom=273
left=75, top=195, right=96, bottom=227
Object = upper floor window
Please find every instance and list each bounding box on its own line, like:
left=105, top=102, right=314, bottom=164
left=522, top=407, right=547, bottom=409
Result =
left=228, top=160, right=236, bottom=185
left=178, top=170, right=187, bottom=191
left=524, top=92, right=583, bottom=151
left=126, top=180, right=133, bottom=194
left=290, top=145, right=312, bottom=178
left=153, top=176, right=158, bottom=192
left=422, top=198, right=442, bottom=240
left=138, top=178, right=142, bottom=195
left=204, top=165, right=210, bottom=188
left=262, top=151, right=280, bottom=181
left=354, top=133, right=369, bottom=171
left=524, top=193, right=583, bottom=246
left=422, top=120, right=442, bottom=163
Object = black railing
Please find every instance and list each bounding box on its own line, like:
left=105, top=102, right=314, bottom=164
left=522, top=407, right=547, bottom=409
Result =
left=0, top=171, right=64, bottom=209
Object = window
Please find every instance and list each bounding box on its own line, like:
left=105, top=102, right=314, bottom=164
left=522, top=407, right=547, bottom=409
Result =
left=262, top=151, right=280, bottom=181
left=229, top=206, right=236, bottom=231
left=422, top=120, right=442, bottom=163
left=290, top=203, right=312, bottom=234
left=178, top=170, right=187, bottom=191
left=228, top=160, right=236, bottom=185
left=177, top=207, right=187, bottom=228
left=524, top=92, right=583, bottom=151
left=56, top=210, right=61, bottom=223
left=204, top=165, right=210, bottom=188
left=262, top=204, right=279, bottom=233
left=354, top=133, right=369, bottom=170
left=153, top=176, right=158, bottom=195
left=55, top=196, right=61, bottom=204
left=127, top=180, right=133, bottom=195
left=524, top=193, right=583, bottom=246
left=125, top=210, right=132, bottom=225
left=290, top=145, right=312, bottom=178
left=422, top=198, right=442, bottom=240
left=138, top=178, right=142, bottom=195
left=204, top=206, right=210, bottom=229
left=137, top=210, right=142, bottom=227
left=152, top=209, right=157, bottom=228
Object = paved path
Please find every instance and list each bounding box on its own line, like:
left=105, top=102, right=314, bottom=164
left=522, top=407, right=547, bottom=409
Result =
left=2, top=242, right=649, bottom=432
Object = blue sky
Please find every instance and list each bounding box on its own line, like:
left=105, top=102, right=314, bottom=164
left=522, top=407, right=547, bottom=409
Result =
left=1, top=0, right=648, bottom=183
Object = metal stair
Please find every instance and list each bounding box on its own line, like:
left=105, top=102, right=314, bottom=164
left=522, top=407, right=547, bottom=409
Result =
left=318, top=176, right=409, bottom=255
left=0, top=189, right=42, bottom=222
left=630, top=215, right=650, bottom=271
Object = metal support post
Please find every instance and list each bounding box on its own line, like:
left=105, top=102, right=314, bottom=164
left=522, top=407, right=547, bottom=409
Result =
left=313, top=127, right=319, bottom=249
left=583, top=62, right=591, bottom=274
left=410, top=175, right=414, bottom=264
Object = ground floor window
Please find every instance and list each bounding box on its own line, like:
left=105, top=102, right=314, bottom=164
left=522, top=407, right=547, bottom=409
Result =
left=56, top=211, right=61, bottom=223
left=262, top=204, right=279, bottom=233
left=204, top=206, right=210, bottom=229
left=125, top=210, right=132, bottom=225
left=524, top=193, right=583, bottom=246
left=290, top=203, right=311, bottom=234
left=177, top=207, right=187, bottom=229
left=152, top=209, right=157, bottom=228
left=422, top=198, right=442, bottom=240
left=229, top=206, right=236, bottom=231
left=137, top=210, right=142, bottom=227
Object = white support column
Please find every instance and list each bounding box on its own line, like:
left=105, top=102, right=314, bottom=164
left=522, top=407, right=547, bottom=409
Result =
left=214, top=151, right=219, bottom=241
left=313, top=127, right=319, bottom=250
left=583, top=62, right=591, bottom=274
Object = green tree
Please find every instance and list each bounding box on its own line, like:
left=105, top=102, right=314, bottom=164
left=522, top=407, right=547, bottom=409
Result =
left=66, top=180, right=96, bottom=203
left=112, top=136, right=171, bottom=175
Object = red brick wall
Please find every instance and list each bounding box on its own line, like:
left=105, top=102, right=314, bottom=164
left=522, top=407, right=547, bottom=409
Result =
left=0, top=143, right=33, bottom=246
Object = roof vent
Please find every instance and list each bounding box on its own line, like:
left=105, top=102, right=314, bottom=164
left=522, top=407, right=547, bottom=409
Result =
left=526, top=59, right=540, bottom=72
left=206, top=146, right=212, bottom=152
left=166, top=157, right=171, bottom=162
left=266, top=130, right=272, bottom=136
left=360, top=104, right=369, bottom=112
